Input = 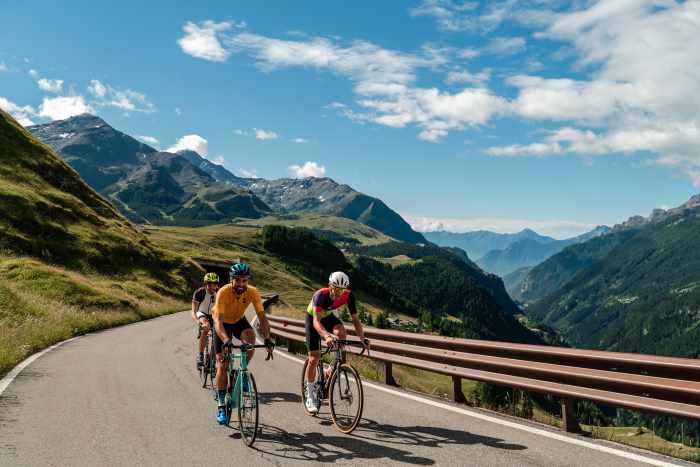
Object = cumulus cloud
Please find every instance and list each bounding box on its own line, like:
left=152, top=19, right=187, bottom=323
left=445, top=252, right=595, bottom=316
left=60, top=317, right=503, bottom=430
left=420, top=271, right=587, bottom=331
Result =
left=291, top=137, right=309, bottom=143
left=485, top=36, right=526, bottom=55
left=136, top=135, right=159, bottom=145
left=235, top=168, right=258, bottom=178
left=288, top=161, right=326, bottom=178
left=167, top=134, right=208, bottom=156
left=38, top=96, right=93, bottom=121
left=445, top=68, right=491, bottom=86
left=497, top=1, right=700, bottom=185
left=0, top=96, right=36, bottom=126
left=87, top=79, right=107, bottom=98
left=178, top=21, right=232, bottom=62
left=403, top=213, right=597, bottom=240
left=409, top=0, right=479, bottom=32
left=254, top=128, right=278, bottom=140
left=37, top=78, right=63, bottom=93
left=87, top=79, right=155, bottom=113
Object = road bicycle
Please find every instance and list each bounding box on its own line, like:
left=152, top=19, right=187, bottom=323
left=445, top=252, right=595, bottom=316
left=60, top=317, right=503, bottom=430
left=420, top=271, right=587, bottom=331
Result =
left=223, top=342, right=273, bottom=447
left=196, top=323, right=216, bottom=390
left=300, top=339, right=367, bottom=434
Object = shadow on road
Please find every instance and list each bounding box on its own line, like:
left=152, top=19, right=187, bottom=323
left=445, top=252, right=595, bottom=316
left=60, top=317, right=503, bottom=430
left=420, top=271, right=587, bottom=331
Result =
left=258, top=392, right=301, bottom=405
left=251, top=416, right=526, bottom=464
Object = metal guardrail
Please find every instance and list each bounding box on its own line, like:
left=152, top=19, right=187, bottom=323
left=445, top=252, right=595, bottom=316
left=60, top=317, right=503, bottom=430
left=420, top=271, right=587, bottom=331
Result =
left=267, top=314, right=700, bottom=433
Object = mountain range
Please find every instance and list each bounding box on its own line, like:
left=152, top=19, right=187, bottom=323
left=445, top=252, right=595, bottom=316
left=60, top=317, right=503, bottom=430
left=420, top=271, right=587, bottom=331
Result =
left=28, top=115, right=425, bottom=243
left=515, top=195, right=700, bottom=357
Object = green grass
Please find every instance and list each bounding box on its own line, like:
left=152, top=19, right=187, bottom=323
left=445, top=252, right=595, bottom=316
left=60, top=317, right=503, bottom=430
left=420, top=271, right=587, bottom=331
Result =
left=237, top=214, right=394, bottom=246
left=582, top=425, right=700, bottom=463
left=0, top=253, right=189, bottom=377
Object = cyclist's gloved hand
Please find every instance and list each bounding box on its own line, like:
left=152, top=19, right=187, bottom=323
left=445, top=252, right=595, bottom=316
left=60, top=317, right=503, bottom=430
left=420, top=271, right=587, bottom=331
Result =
left=264, top=338, right=275, bottom=361
left=324, top=334, right=336, bottom=348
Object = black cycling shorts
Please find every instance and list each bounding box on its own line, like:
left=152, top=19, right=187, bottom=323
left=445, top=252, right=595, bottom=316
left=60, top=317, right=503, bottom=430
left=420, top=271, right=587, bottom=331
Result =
left=214, top=319, right=253, bottom=354
left=306, top=313, right=342, bottom=352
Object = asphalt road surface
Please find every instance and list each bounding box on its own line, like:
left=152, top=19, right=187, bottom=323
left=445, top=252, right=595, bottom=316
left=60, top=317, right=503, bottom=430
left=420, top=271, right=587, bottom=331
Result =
left=0, top=312, right=692, bottom=466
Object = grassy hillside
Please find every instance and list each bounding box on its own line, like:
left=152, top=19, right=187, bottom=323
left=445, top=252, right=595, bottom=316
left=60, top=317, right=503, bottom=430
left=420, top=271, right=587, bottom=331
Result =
left=0, top=109, right=200, bottom=377
left=237, top=213, right=394, bottom=246
left=143, top=223, right=410, bottom=320
left=527, top=205, right=700, bottom=357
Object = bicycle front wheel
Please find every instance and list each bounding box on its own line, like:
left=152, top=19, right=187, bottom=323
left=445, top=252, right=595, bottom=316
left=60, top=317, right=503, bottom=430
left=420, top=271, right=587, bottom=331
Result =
left=238, top=371, right=259, bottom=447
left=329, top=363, right=364, bottom=434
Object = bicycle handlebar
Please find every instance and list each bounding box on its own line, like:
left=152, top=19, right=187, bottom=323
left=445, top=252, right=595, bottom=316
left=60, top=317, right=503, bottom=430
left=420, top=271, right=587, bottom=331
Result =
left=223, top=342, right=275, bottom=360
left=321, top=338, right=370, bottom=356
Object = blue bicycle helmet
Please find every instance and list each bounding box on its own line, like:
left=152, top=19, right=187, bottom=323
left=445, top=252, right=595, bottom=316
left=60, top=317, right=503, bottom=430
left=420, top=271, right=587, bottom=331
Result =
left=229, top=262, right=251, bottom=278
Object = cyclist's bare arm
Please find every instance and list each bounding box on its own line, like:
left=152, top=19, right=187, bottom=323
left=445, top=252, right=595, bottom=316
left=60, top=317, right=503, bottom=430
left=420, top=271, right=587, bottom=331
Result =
left=313, top=309, right=336, bottom=346
left=214, top=312, right=228, bottom=345
left=257, top=313, right=271, bottom=339
left=350, top=313, right=367, bottom=345
left=191, top=300, right=200, bottom=322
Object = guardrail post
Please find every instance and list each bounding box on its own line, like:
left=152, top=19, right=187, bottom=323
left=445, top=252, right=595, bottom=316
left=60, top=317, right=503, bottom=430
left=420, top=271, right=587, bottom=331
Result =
left=384, top=361, right=398, bottom=386
left=452, top=376, right=467, bottom=404
left=561, top=397, right=581, bottom=433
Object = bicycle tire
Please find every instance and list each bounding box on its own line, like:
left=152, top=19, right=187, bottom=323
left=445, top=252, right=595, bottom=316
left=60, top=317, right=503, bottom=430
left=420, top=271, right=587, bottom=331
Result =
left=238, top=371, right=259, bottom=447
left=199, top=339, right=209, bottom=388
left=300, top=358, right=323, bottom=416
left=329, top=363, right=364, bottom=434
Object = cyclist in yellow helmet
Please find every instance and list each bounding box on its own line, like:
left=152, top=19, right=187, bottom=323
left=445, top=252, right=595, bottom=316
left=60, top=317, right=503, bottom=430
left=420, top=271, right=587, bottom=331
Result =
left=192, top=272, right=219, bottom=369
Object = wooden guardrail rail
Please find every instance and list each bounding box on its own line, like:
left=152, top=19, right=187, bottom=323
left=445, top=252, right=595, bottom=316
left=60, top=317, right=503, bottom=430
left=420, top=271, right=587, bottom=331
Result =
left=267, top=315, right=700, bottom=433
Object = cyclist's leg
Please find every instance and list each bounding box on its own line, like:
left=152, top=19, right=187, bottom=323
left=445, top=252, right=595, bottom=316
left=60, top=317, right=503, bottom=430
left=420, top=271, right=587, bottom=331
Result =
left=213, top=324, right=231, bottom=408
left=305, top=313, right=322, bottom=382
left=198, top=315, right=210, bottom=353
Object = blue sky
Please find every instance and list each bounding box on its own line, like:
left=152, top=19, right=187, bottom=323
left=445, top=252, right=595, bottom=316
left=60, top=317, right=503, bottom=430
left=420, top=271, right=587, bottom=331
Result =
left=1, top=1, right=699, bottom=238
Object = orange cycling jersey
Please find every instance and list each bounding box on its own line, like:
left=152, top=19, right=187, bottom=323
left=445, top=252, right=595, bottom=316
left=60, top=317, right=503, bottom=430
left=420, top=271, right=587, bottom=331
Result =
left=213, top=284, right=264, bottom=324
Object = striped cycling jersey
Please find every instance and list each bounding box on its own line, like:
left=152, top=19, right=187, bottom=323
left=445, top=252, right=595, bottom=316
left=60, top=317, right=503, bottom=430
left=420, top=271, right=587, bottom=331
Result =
left=192, top=287, right=216, bottom=316
left=307, top=288, right=357, bottom=318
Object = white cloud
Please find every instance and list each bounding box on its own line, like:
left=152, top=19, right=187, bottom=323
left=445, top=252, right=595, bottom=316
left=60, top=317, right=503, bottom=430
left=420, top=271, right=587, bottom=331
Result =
left=487, top=142, right=563, bottom=157
left=403, top=213, right=597, bottom=240
left=235, top=168, right=258, bottom=178
left=0, top=61, right=7, bottom=72
left=213, top=155, right=226, bottom=166
left=0, top=96, right=36, bottom=126
left=167, top=134, right=208, bottom=156
left=28, top=69, right=38, bottom=77
left=37, top=78, right=64, bottom=93
left=136, top=135, right=159, bottom=145
left=291, top=137, right=309, bottom=143
left=87, top=79, right=107, bottom=98
left=458, top=48, right=480, bottom=59
left=178, top=21, right=232, bottom=62
left=254, top=128, right=278, bottom=140
left=445, top=68, right=491, bottom=86
left=410, top=0, right=479, bottom=32
left=38, top=96, right=93, bottom=121
left=498, top=1, right=700, bottom=185
left=234, top=129, right=249, bottom=136
left=87, top=79, right=155, bottom=113
left=485, top=36, right=526, bottom=55
left=288, top=161, right=326, bottom=178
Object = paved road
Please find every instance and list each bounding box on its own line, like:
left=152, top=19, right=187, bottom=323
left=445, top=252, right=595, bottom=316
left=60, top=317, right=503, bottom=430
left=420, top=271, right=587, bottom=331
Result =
left=0, top=312, right=691, bottom=466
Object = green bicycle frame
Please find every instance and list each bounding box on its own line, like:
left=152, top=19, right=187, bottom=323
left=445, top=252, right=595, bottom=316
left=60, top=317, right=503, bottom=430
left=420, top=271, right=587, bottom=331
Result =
left=226, top=347, right=251, bottom=408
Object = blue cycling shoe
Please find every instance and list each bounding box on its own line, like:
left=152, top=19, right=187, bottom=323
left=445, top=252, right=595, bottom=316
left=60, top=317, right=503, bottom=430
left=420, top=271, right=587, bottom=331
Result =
left=217, top=406, right=227, bottom=425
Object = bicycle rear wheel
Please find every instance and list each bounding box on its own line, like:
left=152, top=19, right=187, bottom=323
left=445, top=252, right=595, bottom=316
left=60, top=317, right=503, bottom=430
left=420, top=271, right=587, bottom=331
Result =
left=300, top=358, right=324, bottom=416
left=238, top=371, right=259, bottom=446
left=329, top=363, right=364, bottom=434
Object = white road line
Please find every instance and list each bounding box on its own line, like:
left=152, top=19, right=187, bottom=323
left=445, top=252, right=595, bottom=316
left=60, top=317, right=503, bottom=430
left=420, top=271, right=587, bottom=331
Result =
left=0, top=338, right=77, bottom=397
left=273, top=349, right=683, bottom=467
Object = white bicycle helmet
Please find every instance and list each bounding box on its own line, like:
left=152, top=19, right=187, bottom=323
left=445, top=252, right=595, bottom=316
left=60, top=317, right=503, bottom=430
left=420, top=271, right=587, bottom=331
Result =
left=328, top=271, right=350, bottom=288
